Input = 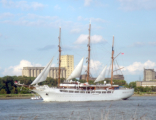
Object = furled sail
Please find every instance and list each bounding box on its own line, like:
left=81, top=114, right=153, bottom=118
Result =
left=67, top=57, right=84, bottom=80
left=31, top=57, right=54, bottom=85
left=94, top=66, right=107, bottom=83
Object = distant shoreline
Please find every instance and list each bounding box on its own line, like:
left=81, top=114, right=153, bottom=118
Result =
left=133, top=94, right=156, bottom=97
left=0, top=97, right=31, bottom=100
left=0, top=94, right=33, bottom=100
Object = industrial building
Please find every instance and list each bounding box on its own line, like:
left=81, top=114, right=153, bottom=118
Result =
left=144, top=68, right=156, bottom=81
left=22, top=67, right=66, bottom=79
left=136, top=68, right=156, bottom=87
left=136, top=81, right=156, bottom=87
left=105, top=75, right=124, bottom=80
left=113, top=75, right=124, bottom=80
left=79, top=74, right=96, bottom=81
left=105, top=75, right=125, bottom=80
left=61, top=55, right=74, bottom=79
left=22, top=55, right=74, bottom=79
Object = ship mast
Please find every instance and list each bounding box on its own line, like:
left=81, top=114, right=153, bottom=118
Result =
left=58, top=27, right=61, bottom=87
left=111, top=36, right=114, bottom=86
left=87, top=23, right=91, bottom=83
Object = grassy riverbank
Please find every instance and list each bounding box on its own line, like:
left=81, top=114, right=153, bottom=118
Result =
left=0, top=94, right=34, bottom=100
left=133, top=92, right=156, bottom=96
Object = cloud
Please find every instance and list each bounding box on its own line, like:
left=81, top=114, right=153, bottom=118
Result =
left=129, top=42, right=156, bottom=47
left=149, top=42, right=156, bottom=46
left=5, top=48, right=16, bottom=52
left=54, top=5, right=61, bottom=10
left=94, top=1, right=108, bottom=7
left=77, top=16, right=106, bottom=23
left=75, top=34, right=89, bottom=44
left=3, top=60, right=42, bottom=76
left=70, top=28, right=82, bottom=33
left=62, top=45, right=75, bottom=51
left=122, top=60, right=156, bottom=74
left=0, top=32, right=9, bottom=39
left=84, top=0, right=92, bottom=6
left=0, top=12, right=14, bottom=19
left=38, top=45, right=56, bottom=51
left=90, top=59, right=102, bottom=70
left=81, top=60, right=156, bottom=77
left=1, top=0, right=46, bottom=10
left=130, top=42, right=145, bottom=47
left=51, top=64, right=56, bottom=67
left=23, top=13, right=58, bottom=20
left=31, top=2, right=46, bottom=10
left=82, top=59, right=103, bottom=77
left=0, top=13, right=104, bottom=30
left=118, top=0, right=156, bottom=11
left=91, top=18, right=106, bottom=23
left=68, top=6, right=75, bottom=11
left=75, top=34, right=106, bottom=44
left=77, top=16, right=83, bottom=21
left=1, top=13, right=76, bottom=28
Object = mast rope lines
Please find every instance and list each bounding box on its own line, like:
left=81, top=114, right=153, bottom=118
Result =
left=110, top=36, right=124, bottom=86
left=58, top=27, right=61, bottom=87
left=86, top=23, right=91, bottom=83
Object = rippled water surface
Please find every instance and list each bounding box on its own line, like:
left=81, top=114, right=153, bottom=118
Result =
left=0, top=96, right=156, bottom=120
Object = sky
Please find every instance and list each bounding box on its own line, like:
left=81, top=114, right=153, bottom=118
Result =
left=0, top=0, right=156, bottom=83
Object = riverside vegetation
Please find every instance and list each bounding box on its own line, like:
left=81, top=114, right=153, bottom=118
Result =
left=0, top=76, right=156, bottom=96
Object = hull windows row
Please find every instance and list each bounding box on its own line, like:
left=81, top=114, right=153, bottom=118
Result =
left=60, top=90, right=113, bottom=94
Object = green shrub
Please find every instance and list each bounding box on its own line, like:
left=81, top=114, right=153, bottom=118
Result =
left=0, top=89, right=7, bottom=94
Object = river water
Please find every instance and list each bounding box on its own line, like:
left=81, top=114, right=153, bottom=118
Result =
left=0, top=96, right=156, bottom=120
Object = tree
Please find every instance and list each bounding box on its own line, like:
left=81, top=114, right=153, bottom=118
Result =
left=79, top=79, right=86, bottom=83
left=11, top=87, right=17, bottom=94
left=104, top=79, right=127, bottom=86
left=144, top=86, right=151, bottom=92
left=129, top=82, right=136, bottom=88
left=0, top=89, right=7, bottom=94
left=72, top=78, right=78, bottom=81
left=1, top=76, right=15, bottom=94
left=151, top=86, right=156, bottom=92
left=17, top=87, right=30, bottom=94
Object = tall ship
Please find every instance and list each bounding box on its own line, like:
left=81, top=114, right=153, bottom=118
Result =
left=16, top=24, right=134, bottom=102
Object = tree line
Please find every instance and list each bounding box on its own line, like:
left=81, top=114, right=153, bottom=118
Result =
left=0, top=76, right=65, bottom=94
left=127, top=81, right=156, bottom=93
left=0, top=76, right=156, bottom=94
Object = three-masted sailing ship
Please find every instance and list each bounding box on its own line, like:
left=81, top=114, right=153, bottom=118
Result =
left=16, top=24, right=134, bottom=101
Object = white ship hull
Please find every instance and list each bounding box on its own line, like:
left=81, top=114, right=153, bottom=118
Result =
left=32, top=86, right=134, bottom=102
